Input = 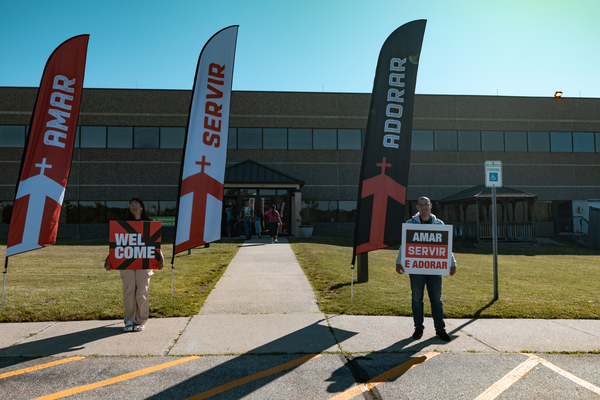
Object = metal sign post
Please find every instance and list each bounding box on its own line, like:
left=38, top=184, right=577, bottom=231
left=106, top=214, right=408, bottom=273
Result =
left=485, top=161, right=502, bottom=301
left=492, top=187, right=498, bottom=300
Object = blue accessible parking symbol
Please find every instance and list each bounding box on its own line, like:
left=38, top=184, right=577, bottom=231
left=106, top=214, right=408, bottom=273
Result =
left=489, top=172, right=498, bottom=182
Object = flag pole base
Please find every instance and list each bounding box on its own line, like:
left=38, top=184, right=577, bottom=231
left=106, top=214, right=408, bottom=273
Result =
left=350, top=265, right=354, bottom=306
left=170, top=265, right=174, bottom=306
left=2, top=258, right=8, bottom=309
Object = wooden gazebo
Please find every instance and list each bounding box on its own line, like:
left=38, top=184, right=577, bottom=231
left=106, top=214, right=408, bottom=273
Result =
left=438, top=185, right=538, bottom=242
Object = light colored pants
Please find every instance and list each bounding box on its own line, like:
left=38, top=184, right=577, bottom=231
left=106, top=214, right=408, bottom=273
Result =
left=120, top=270, right=153, bottom=325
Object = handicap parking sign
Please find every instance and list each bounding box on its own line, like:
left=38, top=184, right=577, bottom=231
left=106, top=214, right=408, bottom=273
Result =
left=485, top=161, right=502, bottom=188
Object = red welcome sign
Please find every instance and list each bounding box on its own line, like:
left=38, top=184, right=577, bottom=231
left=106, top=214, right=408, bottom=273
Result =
left=109, top=221, right=162, bottom=270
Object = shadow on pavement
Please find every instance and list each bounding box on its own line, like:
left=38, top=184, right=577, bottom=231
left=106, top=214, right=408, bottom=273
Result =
left=0, top=324, right=123, bottom=367
left=147, top=319, right=358, bottom=399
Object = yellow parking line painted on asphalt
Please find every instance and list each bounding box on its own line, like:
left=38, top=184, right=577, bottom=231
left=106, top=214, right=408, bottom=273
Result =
left=474, top=354, right=540, bottom=400
left=476, top=353, right=600, bottom=399
left=537, top=355, right=600, bottom=395
left=185, top=353, right=322, bottom=400
left=33, top=356, right=199, bottom=400
left=0, top=357, right=85, bottom=379
left=327, top=351, right=440, bottom=400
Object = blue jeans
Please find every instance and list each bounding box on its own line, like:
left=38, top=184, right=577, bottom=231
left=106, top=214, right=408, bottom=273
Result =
left=409, top=274, right=445, bottom=331
left=243, top=220, right=252, bottom=239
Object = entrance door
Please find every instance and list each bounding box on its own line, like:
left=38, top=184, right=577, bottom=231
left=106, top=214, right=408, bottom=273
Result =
left=554, top=200, right=573, bottom=234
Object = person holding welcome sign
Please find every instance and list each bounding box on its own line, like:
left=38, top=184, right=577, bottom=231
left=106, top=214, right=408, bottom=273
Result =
left=104, top=198, right=164, bottom=332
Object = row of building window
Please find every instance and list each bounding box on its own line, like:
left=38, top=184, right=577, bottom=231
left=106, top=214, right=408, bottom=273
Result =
left=413, top=130, right=600, bottom=152
left=0, top=199, right=554, bottom=225
left=2, top=125, right=600, bottom=153
left=0, top=200, right=359, bottom=224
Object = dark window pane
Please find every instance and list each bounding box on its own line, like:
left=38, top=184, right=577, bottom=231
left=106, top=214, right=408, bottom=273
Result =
left=260, top=189, right=276, bottom=195
left=435, top=130, right=457, bottom=151
left=0, top=125, right=26, bottom=147
left=0, top=201, right=14, bottom=223
left=301, top=200, right=337, bottom=223
left=263, top=128, right=287, bottom=149
left=458, top=131, right=481, bottom=151
left=238, top=128, right=262, bottom=149
left=289, top=129, right=312, bottom=149
left=318, top=200, right=337, bottom=222
left=134, top=127, right=159, bottom=148
left=228, top=128, right=237, bottom=149
left=338, top=129, right=361, bottom=150
left=80, top=126, right=106, bottom=148
left=550, top=132, right=572, bottom=152
left=145, top=200, right=159, bottom=216
left=239, top=188, right=257, bottom=196
left=482, top=131, right=504, bottom=151
left=64, top=201, right=78, bottom=223
left=74, top=126, right=80, bottom=148
left=338, top=200, right=357, bottom=222
left=106, top=201, right=130, bottom=220
left=534, top=201, right=552, bottom=222
left=596, top=133, right=600, bottom=152
left=160, top=201, right=177, bottom=216
left=411, top=130, right=433, bottom=151
left=505, top=131, right=527, bottom=151
left=573, top=132, right=594, bottom=153
left=160, top=127, right=185, bottom=148
left=107, top=127, right=133, bottom=148
left=313, top=129, right=337, bottom=150
left=79, top=201, right=106, bottom=223
left=528, top=131, right=550, bottom=152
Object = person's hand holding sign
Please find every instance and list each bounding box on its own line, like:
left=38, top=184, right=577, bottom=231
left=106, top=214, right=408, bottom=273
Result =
left=396, top=263, right=405, bottom=274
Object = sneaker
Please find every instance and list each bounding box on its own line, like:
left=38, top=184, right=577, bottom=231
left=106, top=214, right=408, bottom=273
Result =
left=123, top=321, right=133, bottom=332
left=133, top=324, right=145, bottom=332
left=412, top=328, right=423, bottom=340
left=275, top=239, right=279, bottom=243
left=436, top=329, right=451, bottom=342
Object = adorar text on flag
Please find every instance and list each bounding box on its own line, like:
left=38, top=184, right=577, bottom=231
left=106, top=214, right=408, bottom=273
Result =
left=383, top=58, right=406, bottom=149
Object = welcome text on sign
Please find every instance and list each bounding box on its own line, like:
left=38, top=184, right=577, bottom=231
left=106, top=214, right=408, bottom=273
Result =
left=114, top=233, right=156, bottom=259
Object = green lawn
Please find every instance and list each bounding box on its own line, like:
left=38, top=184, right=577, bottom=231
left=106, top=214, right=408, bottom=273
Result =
left=1, top=236, right=598, bottom=322
left=0, top=238, right=243, bottom=322
left=289, top=237, right=600, bottom=319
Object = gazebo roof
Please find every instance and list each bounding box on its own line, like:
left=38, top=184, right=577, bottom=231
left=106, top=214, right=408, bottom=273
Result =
left=439, top=185, right=537, bottom=204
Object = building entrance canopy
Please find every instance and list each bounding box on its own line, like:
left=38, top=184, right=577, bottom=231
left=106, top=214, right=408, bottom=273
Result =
left=223, top=160, right=304, bottom=237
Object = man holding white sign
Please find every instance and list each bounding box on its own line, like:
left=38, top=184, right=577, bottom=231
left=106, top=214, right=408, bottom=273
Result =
left=396, top=196, right=456, bottom=342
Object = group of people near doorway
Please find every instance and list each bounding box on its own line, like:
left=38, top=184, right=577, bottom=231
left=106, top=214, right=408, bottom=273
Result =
left=238, top=202, right=282, bottom=244
left=103, top=195, right=458, bottom=344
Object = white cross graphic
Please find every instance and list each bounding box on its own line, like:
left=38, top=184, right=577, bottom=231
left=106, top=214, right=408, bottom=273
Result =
left=6, top=158, right=65, bottom=256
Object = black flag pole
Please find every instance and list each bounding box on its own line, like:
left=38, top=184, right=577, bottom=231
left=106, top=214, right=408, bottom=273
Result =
left=1, top=257, right=7, bottom=308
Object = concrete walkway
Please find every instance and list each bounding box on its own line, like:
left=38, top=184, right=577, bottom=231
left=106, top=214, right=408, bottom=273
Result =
left=1, top=237, right=599, bottom=357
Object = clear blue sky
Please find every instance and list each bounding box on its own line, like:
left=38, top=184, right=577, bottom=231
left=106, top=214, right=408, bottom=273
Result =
left=2, top=0, right=599, bottom=98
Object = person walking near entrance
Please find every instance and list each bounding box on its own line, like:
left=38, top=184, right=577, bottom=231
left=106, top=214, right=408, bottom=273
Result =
left=265, top=204, right=282, bottom=243
left=240, top=201, right=254, bottom=240
left=254, top=209, right=263, bottom=239
left=395, top=196, right=456, bottom=342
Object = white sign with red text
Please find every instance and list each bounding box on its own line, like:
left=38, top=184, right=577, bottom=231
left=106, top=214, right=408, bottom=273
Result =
left=401, top=223, right=453, bottom=275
